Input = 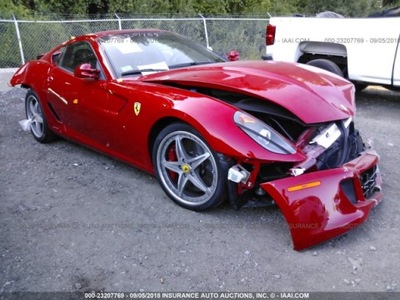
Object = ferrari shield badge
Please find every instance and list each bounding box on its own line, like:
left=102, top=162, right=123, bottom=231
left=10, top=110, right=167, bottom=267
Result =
left=134, top=102, right=141, bottom=116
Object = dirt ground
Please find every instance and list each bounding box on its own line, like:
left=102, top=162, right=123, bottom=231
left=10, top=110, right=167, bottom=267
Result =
left=1, top=81, right=399, bottom=296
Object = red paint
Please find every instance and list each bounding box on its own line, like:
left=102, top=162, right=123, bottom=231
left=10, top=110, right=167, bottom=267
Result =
left=261, top=150, right=382, bottom=250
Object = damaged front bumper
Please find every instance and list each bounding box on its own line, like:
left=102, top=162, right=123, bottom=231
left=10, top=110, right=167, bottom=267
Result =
left=259, top=149, right=383, bottom=250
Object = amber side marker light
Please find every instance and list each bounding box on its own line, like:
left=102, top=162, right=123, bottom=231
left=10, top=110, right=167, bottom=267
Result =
left=288, top=181, right=321, bottom=192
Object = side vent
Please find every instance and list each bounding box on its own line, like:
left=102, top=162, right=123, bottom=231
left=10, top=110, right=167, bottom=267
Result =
left=47, top=103, right=61, bottom=122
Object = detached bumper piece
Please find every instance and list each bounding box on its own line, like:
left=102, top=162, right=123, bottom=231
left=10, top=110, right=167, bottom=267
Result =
left=260, top=149, right=383, bottom=251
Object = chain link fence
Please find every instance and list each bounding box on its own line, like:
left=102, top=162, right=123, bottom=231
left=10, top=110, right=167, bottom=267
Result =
left=0, top=15, right=268, bottom=68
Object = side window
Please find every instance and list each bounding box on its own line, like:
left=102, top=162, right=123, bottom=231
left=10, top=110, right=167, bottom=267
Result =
left=59, top=42, right=98, bottom=71
left=52, top=49, right=63, bottom=65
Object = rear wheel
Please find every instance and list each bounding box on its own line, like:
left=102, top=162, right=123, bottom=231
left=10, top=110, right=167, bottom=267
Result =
left=25, top=90, right=56, bottom=143
left=354, top=83, right=368, bottom=92
left=152, top=123, right=227, bottom=211
left=306, top=59, right=344, bottom=77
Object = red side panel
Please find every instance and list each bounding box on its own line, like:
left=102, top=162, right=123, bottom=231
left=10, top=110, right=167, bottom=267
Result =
left=9, top=63, right=29, bottom=87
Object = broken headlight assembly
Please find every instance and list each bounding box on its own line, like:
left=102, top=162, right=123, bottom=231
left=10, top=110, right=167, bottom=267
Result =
left=234, top=111, right=296, bottom=155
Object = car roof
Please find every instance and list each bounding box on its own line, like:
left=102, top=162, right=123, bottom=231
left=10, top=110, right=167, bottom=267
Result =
left=80, top=29, right=168, bottom=39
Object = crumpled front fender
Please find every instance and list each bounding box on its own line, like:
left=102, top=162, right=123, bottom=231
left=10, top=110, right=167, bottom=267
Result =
left=9, top=63, right=29, bottom=87
left=261, top=150, right=383, bottom=251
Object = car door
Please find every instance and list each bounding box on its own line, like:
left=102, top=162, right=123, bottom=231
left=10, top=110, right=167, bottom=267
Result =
left=46, top=40, right=128, bottom=150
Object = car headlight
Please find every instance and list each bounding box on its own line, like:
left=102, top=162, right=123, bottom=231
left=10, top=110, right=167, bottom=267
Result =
left=234, top=111, right=296, bottom=154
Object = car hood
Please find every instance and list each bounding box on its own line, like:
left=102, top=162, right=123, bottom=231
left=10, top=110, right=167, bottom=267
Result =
left=140, top=60, right=355, bottom=124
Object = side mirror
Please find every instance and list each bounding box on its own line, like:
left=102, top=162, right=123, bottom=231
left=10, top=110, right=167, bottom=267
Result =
left=74, top=63, right=100, bottom=80
left=227, top=50, right=239, bottom=61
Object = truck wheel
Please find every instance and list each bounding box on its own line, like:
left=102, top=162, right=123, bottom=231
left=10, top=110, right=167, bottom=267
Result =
left=354, top=84, right=368, bottom=92
left=306, top=59, right=343, bottom=77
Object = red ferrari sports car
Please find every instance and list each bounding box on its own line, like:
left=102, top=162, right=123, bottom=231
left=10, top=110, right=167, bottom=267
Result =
left=10, top=29, right=383, bottom=250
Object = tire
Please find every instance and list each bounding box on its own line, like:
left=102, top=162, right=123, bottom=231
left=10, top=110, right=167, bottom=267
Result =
left=306, top=59, right=344, bottom=77
left=25, top=90, right=56, bottom=143
left=354, top=83, right=368, bottom=92
left=152, top=123, right=227, bottom=211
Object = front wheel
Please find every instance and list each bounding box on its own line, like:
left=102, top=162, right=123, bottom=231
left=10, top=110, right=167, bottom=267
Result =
left=152, top=123, right=227, bottom=211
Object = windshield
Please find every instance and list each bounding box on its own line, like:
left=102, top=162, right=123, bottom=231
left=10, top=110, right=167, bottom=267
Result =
left=99, top=31, right=226, bottom=77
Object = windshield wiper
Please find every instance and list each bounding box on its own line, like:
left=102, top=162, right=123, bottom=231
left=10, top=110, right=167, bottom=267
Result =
left=168, top=61, right=215, bottom=69
left=121, top=69, right=169, bottom=76
left=120, top=62, right=215, bottom=76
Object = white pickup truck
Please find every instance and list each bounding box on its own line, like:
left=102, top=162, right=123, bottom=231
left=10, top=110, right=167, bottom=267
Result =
left=264, top=16, right=400, bottom=91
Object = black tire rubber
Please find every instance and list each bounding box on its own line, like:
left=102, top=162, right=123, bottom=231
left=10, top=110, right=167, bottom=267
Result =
left=152, top=122, right=227, bottom=211
left=25, top=90, right=56, bottom=143
left=306, top=59, right=344, bottom=77
left=354, top=83, right=368, bottom=92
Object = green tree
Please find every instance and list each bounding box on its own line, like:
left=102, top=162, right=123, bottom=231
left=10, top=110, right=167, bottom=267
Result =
left=268, top=0, right=306, bottom=15
left=223, top=0, right=271, bottom=15
left=0, top=0, right=31, bottom=18
left=3, top=0, right=399, bottom=18
left=383, top=0, right=400, bottom=5
left=107, top=0, right=172, bottom=15
left=34, top=0, right=106, bottom=16
left=302, top=0, right=381, bottom=17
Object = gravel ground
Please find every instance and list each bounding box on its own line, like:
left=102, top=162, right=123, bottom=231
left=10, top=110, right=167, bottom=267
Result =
left=0, top=84, right=399, bottom=296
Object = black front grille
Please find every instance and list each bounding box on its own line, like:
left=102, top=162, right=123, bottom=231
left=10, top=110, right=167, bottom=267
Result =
left=340, top=166, right=379, bottom=205
left=316, top=121, right=364, bottom=170
left=360, top=166, right=379, bottom=198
